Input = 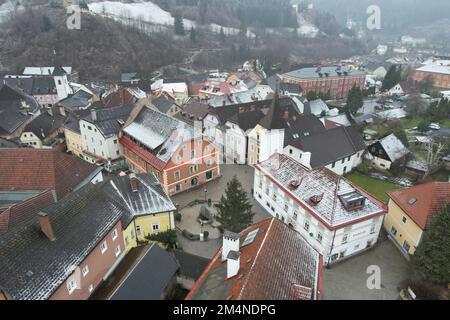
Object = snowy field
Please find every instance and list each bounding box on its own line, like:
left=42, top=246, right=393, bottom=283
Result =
left=88, top=1, right=254, bottom=36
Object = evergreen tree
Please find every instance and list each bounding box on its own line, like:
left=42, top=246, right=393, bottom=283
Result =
left=345, top=85, right=363, bottom=116
left=382, top=65, right=402, bottom=91
left=145, top=229, right=178, bottom=249
left=219, top=27, right=225, bottom=42
left=174, top=13, right=185, bottom=35
left=189, top=26, right=196, bottom=42
left=306, top=91, right=318, bottom=101
left=215, top=176, right=254, bottom=233
left=412, top=204, right=450, bottom=284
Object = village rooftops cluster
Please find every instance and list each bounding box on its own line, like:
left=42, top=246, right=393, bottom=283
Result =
left=256, top=153, right=386, bottom=228
left=186, top=218, right=322, bottom=300
left=0, top=173, right=176, bottom=300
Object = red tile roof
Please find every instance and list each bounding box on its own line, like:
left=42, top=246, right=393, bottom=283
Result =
left=387, top=182, right=450, bottom=229
left=0, top=190, right=56, bottom=234
left=186, top=218, right=322, bottom=300
left=0, top=149, right=101, bottom=200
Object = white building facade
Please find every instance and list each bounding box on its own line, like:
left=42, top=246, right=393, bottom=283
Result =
left=253, top=154, right=386, bottom=265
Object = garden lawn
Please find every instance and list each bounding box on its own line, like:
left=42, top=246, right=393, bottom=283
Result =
left=347, top=174, right=402, bottom=203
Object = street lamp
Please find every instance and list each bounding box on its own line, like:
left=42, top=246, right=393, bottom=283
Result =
left=204, top=188, right=207, bottom=203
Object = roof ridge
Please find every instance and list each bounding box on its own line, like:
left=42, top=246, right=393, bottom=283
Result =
left=237, top=218, right=274, bottom=300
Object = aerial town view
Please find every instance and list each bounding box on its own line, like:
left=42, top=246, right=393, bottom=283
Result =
left=0, top=0, right=449, bottom=308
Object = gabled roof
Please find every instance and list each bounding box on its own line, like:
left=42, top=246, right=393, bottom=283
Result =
left=284, top=114, right=327, bottom=146
left=0, top=83, right=40, bottom=135
left=123, top=106, right=193, bottom=163
left=377, top=133, right=410, bottom=162
left=288, top=126, right=366, bottom=168
left=187, top=218, right=322, bottom=300
left=110, top=174, right=176, bottom=227
left=151, top=95, right=176, bottom=114
left=0, top=181, right=126, bottom=300
left=23, top=108, right=66, bottom=140
left=0, top=190, right=56, bottom=234
left=110, top=244, right=179, bottom=300
left=83, top=104, right=134, bottom=137
left=0, top=149, right=101, bottom=200
left=387, top=182, right=450, bottom=229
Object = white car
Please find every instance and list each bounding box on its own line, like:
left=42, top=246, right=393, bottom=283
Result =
left=429, top=123, right=441, bottom=130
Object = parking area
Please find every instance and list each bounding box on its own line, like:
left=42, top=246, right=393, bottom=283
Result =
left=322, top=236, right=413, bottom=300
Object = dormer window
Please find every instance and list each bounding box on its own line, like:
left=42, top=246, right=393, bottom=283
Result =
left=339, top=191, right=366, bottom=211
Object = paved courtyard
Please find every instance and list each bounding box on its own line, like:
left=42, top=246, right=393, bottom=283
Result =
left=173, top=164, right=270, bottom=258
left=322, top=236, right=413, bottom=300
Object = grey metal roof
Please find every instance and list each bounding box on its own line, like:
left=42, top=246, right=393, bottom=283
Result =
left=110, top=244, right=179, bottom=300
left=172, top=250, right=210, bottom=280
left=83, top=104, right=134, bottom=137
left=289, top=126, right=366, bottom=168
left=379, top=133, right=410, bottom=162
left=0, top=181, right=127, bottom=300
left=23, top=108, right=66, bottom=139
left=110, top=173, right=176, bottom=227
left=152, top=95, right=175, bottom=114
left=284, top=66, right=365, bottom=79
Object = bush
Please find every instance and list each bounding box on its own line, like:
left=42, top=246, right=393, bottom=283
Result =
left=175, top=212, right=182, bottom=222
left=203, top=230, right=209, bottom=240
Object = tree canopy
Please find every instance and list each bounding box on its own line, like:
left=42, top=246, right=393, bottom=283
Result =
left=382, top=65, right=402, bottom=91
left=412, top=204, right=450, bottom=285
left=215, top=176, right=254, bottom=233
left=345, top=85, right=363, bottom=116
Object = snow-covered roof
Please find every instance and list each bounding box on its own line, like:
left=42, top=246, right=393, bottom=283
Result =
left=379, top=133, right=410, bottom=162
left=162, top=82, right=188, bottom=94
left=23, top=67, right=72, bottom=76
left=417, top=59, right=450, bottom=75
left=123, top=107, right=193, bottom=163
left=308, top=99, right=329, bottom=116
left=376, top=108, right=408, bottom=120
left=257, top=154, right=385, bottom=228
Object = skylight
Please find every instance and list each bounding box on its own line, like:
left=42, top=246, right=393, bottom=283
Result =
left=408, top=197, right=417, bottom=205
left=241, top=228, right=259, bottom=247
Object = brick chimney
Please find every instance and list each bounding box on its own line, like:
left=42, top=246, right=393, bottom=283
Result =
left=38, top=212, right=56, bottom=241
left=130, top=173, right=139, bottom=192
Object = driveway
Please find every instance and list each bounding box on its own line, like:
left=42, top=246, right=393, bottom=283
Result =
left=173, top=164, right=270, bottom=258
left=322, top=236, right=413, bottom=300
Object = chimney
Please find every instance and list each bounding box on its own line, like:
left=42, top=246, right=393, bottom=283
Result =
left=222, top=231, right=240, bottom=261
left=130, top=173, right=139, bottom=192
left=226, top=250, right=240, bottom=279
left=59, top=105, right=66, bottom=117
left=38, top=212, right=56, bottom=241
left=91, top=108, right=97, bottom=122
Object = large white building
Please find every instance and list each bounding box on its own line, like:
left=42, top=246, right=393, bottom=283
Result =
left=253, top=154, right=386, bottom=265
left=79, top=105, right=134, bottom=171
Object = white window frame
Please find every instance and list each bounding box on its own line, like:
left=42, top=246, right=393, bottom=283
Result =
left=112, top=229, right=118, bottom=241
left=152, top=223, right=160, bottom=233
left=67, top=278, right=77, bottom=294
left=100, top=241, right=108, bottom=254
left=82, top=265, right=89, bottom=277
left=115, top=246, right=121, bottom=257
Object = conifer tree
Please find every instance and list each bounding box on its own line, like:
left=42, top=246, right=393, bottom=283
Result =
left=174, top=14, right=185, bottom=35
left=345, top=85, right=363, bottom=115
left=412, top=204, right=450, bottom=284
left=216, top=176, right=254, bottom=233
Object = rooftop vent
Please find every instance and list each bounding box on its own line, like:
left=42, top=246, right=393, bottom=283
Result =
left=288, top=179, right=302, bottom=191
left=309, top=193, right=324, bottom=205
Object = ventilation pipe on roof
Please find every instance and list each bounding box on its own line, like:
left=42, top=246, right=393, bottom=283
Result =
left=227, top=250, right=240, bottom=279
left=38, top=212, right=56, bottom=241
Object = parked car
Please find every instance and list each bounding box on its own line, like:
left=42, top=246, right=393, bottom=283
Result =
left=429, top=123, right=441, bottom=130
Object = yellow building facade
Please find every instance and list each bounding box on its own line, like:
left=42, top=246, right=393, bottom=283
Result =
left=384, top=199, right=423, bottom=256
left=122, top=210, right=175, bottom=252
left=64, top=127, right=84, bottom=158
